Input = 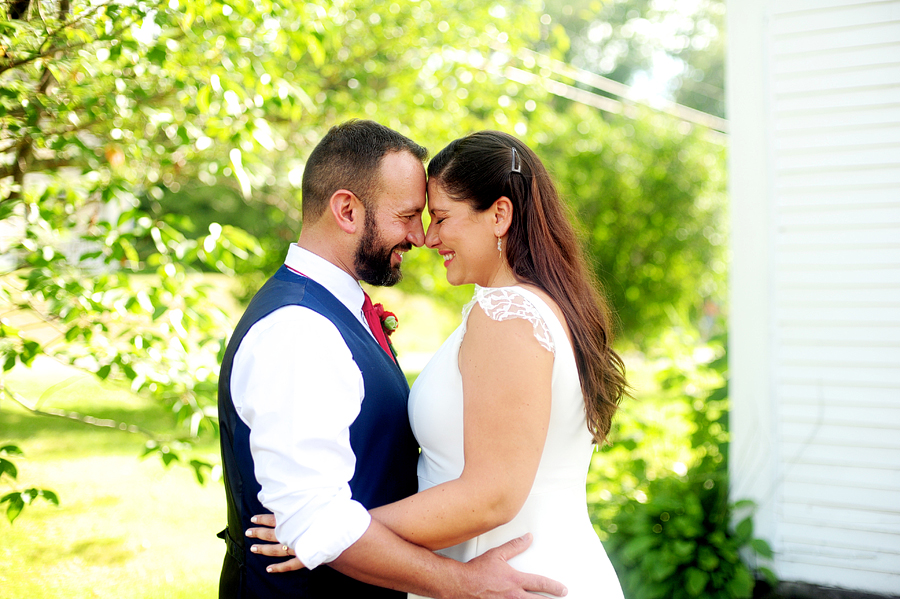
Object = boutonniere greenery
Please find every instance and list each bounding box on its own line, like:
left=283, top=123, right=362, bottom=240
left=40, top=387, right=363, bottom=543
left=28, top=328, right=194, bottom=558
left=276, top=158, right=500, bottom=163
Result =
left=373, top=303, right=398, bottom=339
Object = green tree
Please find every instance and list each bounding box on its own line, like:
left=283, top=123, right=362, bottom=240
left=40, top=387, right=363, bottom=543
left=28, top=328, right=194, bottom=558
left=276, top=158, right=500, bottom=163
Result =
left=535, top=105, right=727, bottom=345
left=0, top=0, right=551, bottom=469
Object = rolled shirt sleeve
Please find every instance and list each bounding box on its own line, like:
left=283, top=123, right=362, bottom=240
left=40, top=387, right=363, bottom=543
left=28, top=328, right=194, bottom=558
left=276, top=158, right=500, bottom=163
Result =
left=231, top=305, right=371, bottom=569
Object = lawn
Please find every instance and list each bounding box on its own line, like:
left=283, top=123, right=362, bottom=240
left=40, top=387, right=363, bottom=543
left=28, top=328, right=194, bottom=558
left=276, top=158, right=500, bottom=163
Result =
left=1, top=360, right=224, bottom=599
left=0, top=288, right=461, bottom=599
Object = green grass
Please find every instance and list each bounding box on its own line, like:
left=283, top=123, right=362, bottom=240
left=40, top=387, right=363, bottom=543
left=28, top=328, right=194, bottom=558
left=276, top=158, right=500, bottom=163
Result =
left=0, top=289, right=460, bottom=599
left=1, top=361, right=224, bottom=599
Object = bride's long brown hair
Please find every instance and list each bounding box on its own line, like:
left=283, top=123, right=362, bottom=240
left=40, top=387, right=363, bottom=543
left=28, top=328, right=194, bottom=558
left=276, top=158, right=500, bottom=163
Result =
left=428, top=131, right=628, bottom=443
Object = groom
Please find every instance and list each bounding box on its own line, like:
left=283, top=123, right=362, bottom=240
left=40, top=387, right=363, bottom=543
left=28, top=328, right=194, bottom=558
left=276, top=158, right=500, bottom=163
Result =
left=217, top=120, right=565, bottom=599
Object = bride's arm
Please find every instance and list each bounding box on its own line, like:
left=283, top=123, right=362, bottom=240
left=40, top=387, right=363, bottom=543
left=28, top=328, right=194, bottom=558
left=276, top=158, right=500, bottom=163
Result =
left=370, top=303, right=553, bottom=550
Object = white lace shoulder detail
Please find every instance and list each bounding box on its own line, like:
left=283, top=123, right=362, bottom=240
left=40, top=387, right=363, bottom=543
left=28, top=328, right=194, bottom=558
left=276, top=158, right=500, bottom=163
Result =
left=461, top=286, right=554, bottom=354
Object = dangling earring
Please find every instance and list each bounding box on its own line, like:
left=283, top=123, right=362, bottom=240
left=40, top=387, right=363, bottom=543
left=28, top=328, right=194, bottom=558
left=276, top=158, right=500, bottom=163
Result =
left=497, top=236, right=502, bottom=254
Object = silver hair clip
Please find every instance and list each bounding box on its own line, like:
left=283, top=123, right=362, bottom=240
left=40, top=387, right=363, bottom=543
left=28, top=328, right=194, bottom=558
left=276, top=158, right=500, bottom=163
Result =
left=510, top=147, right=522, bottom=174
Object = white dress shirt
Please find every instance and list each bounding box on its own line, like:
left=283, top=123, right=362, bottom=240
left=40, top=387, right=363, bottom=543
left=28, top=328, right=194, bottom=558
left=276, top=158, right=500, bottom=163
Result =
left=231, top=244, right=378, bottom=569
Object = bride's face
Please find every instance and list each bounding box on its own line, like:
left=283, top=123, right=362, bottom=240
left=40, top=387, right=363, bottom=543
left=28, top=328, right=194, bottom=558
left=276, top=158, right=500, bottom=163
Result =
left=425, top=181, right=501, bottom=287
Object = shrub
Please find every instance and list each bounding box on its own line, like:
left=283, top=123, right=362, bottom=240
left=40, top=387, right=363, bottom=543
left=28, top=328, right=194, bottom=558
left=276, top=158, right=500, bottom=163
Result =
left=606, top=470, right=772, bottom=599
left=594, top=327, right=775, bottom=598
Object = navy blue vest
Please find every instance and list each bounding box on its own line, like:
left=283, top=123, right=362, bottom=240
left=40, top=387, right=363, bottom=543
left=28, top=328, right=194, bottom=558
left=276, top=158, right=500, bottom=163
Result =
left=218, top=266, right=419, bottom=598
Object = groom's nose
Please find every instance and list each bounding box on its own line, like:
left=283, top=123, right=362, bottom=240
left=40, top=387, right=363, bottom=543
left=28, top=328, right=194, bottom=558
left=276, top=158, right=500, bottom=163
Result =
left=407, top=216, right=425, bottom=247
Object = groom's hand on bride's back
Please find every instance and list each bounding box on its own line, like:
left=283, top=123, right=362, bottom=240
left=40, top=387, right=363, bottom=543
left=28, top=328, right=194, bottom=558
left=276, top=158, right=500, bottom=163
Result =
left=450, top=533, right=567, bottom=599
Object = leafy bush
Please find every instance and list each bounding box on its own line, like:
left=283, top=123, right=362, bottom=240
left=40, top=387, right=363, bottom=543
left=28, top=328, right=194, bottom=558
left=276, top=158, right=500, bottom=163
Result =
left=606, top=471, right=772, bottom=599
left=592, top=325, right=775, bottom=598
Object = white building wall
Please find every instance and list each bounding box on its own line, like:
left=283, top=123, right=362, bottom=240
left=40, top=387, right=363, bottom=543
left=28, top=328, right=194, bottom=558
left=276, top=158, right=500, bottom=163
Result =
left=728, top=0, right=900, bottom=594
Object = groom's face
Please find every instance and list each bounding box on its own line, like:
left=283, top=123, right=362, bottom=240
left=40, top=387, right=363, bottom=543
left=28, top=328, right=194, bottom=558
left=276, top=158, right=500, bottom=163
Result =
left=353, top=151, right=426, bottom=287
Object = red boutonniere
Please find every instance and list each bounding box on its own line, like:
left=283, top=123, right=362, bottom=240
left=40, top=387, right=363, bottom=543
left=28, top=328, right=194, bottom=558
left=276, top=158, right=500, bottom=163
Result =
left=373, top=303, right=399, bottom=338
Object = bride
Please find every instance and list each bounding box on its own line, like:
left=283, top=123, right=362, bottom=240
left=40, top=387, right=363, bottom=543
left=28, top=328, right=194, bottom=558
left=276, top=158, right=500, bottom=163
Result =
left=250, top=131, right=628, bottom=598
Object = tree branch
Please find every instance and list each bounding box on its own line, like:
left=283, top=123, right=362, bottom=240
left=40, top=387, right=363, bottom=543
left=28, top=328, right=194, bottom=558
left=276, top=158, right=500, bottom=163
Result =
left=38, top=1, right=106, bottom=54
left=1, top=382, right=159, bottom=439
left=6, top=136, right=30, bottom=202
left=0, top=40, right=91, bottom=75
left=35, top=0, right=47, bottom=24
left=0, top=157, right=78, bottom=180
left=0, top=4, right=134, bottom=76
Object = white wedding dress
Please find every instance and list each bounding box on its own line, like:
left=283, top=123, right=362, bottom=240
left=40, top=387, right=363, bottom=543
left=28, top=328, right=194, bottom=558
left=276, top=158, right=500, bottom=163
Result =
left=407, top=286, right=624, bottom=599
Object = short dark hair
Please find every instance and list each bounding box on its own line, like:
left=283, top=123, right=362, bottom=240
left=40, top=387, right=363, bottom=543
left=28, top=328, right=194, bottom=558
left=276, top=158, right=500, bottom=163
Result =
left=301, top=120, right=427, bottom=222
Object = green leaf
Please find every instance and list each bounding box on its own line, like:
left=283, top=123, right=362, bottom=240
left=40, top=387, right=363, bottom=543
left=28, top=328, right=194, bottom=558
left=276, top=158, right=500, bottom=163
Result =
left=0, top=322, right=20, bottom=338
left=160, top=450, right=179, bottom=467
left=697, top=545, right=720, bottom=571
left=671, top=539, right=696, bottom=558
left=622, top=533, right=661, bottom=563
left=0, top=458, right=17, bottom=480
left=684, top=567, right=709, bottom=597
left=20, top=340, right=40, bottom=365
left=197, top=85, right=210, bottom=112
left=189, top=459, right=212, bottom=485
left=759, top=566, right=778, bottom=587
left=0, top=197, right=22, bottom=220
left=38, top=490, right=60, bottom=506
left=2, top=492, right=25, bottom=524
left=147, top=44, right=167, bottom=64
left=648, top=556, right=677, bottom=582
left=618, top=438, right=639, bottom=451
left=0, top=19, right=24, bottom=33
left=0, top=445, right=23, bottom=457
left=706, top=385, right=728, bottom=402
left=725, top=564, right=754, bottom=598
left=734, top=516, right=753, bottom=542
left=750, top=538, right=774, bottom=558
left=709, top=354, right=728, bottom=371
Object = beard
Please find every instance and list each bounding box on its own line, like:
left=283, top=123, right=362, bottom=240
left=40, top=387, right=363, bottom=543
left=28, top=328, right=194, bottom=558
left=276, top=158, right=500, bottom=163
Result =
left=354, top=209, right=409, bottom=287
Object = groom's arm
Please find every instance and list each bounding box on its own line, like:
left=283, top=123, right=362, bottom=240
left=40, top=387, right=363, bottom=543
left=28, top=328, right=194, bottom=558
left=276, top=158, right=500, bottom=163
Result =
left=248, top=514, right=567, bottom=598
left=234, top=308, right=372, bottom=569
left=329, top=519, right=566, bottom=599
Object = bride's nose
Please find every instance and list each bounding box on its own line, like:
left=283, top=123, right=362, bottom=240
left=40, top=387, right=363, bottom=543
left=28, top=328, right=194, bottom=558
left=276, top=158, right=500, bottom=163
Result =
left=425, top=222, right=440, bottom=248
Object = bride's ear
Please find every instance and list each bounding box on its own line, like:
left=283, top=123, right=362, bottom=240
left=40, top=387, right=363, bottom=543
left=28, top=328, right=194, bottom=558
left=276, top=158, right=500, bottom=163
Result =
left=492, top=196, right=513, bottom=237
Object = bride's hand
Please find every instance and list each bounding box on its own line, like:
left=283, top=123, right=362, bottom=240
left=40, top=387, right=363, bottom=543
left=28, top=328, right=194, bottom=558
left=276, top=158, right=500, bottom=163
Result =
left=245, top=514, right=307, bottom=573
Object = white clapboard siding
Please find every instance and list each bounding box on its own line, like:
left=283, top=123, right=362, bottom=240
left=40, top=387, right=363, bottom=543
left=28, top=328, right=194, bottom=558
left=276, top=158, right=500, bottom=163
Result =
left=770, top=0, right=900, bottom=593
left=776, top=379, right=900, bottom=405
left=729, top=0, right=900, bottom=594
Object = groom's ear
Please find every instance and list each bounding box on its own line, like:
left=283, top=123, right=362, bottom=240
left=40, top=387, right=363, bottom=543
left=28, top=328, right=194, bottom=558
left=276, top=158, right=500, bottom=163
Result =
left=330, top=189, right=364, bottom=234
left=492, top=196, right=513, bottom=237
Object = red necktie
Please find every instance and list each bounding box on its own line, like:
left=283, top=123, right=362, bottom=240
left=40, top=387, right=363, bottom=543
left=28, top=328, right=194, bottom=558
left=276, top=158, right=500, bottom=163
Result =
left=362, top=292, right=396, bottom=363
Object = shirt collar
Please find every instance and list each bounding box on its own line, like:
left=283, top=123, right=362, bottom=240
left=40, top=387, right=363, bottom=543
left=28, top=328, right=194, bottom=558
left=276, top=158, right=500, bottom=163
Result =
left=285, top=244, right=365, bottom=317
